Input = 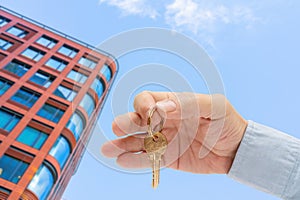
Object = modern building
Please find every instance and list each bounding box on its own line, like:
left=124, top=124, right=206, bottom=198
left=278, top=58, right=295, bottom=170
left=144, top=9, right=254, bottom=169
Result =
left=0, top=6, right=117, bottom=200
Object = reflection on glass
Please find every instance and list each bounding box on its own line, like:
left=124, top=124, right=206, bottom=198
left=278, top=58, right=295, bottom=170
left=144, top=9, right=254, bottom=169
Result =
left=27, top=164, right=55, bottom=200
left=37, top=104, right=64, bottom=123
left=0, top=108, right=22, bottom=132
left=17, top=126, right=48, bottom=149
left=49, top=136, right=71, bottom=168
left=100, top=64, right=112, bottom=82
left=0, top=155, right=28, bottom=184
left=53, top=85, right=77, bottom=101
left=91, top=78, right=104, bottom=98
left=79, top=94, right=95, bottom=117
left=66, top=112, right=85, bottom=140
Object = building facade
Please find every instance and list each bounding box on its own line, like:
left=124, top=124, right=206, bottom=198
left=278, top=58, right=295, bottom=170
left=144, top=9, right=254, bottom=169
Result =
left=0, top=6, right=117, bottom=200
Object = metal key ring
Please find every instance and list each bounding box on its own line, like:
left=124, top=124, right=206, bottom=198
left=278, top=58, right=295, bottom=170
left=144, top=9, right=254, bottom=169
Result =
left=147, top=106, right=165, bottom=137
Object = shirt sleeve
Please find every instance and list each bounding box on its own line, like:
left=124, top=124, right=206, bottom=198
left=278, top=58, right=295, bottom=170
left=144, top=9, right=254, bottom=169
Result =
left=228, top=121, right=300, bottom=200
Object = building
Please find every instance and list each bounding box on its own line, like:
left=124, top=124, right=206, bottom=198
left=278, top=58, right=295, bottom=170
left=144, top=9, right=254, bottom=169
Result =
left=0, top=6, right=118, bottom=200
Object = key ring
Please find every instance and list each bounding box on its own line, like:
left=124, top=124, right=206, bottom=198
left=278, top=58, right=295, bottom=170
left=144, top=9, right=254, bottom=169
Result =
left=147, top=106, right=165, bottom=138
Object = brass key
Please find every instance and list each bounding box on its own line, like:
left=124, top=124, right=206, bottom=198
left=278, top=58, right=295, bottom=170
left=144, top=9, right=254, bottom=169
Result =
left=144, top=107, right=168, bottom=189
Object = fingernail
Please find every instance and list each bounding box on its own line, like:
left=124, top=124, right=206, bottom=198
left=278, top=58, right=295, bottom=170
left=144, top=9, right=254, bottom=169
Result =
left=156, top=100, right=177, bottom=112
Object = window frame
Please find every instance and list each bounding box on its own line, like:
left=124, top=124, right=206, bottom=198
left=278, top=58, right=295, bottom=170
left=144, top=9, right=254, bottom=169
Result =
left=6, top=26, right=28, bottom=38
left=0, top=38, right=13, bottom=50
left=0, top=77, right=13, bottom=96
left=3, top=60, right=31, bottom=77
left=67, top=69, right=88, bottom=84
left=10, top=87, right=41, bottom=108
left=0, top=107, right=22, bottom=132
left=29, top=70, right=55, bottom=88
left=36, top=35, right=57, bottom=49
left=0, top=16, right=11, bottom=27
left=21, top=47, right=45, bottom=62
left=45, top=56, right=68, bottom=72
left=58, top=44, right=78, bottom=58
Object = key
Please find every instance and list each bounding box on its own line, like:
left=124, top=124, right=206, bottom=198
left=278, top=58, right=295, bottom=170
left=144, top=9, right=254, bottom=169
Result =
left=144, top=131, right=168, bottom=189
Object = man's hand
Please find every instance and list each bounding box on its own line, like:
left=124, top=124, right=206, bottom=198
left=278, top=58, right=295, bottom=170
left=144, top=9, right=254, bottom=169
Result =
left=101, top=91, right=248, bottom=174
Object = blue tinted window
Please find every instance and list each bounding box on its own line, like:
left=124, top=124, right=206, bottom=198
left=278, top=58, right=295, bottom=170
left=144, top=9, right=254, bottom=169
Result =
left=0, top=108, right=22, bottom=132
left=79, top=94, right=95, bottom=117
left=21, top=47, right=45, bottom=61
left=36, top=35, right=57, bottom=48
left=29, top=70, right=55, bottom=88
left=11, top=88, right=40, bottom=107
left=45, top=57, right=68, bottom=72
left=58, top=45, right=78, bottom=58
left=0, top=155, right=28, bottom=184
left=6, top=26, right=28, bottom=38
left=17, top=126, right=48, bottom=149
left=37, top=104, right=64, bottom=123
left=0, top=38, right=13, bottom=50
left=66, top=112, right=85, bottom=140
left=100, top=64, right=112, bottom=82
left=53, top=85, right=77, bottom=101
left=91, top=78, right=104, bottom=98
left=78, top=57, right=97, bottom=69
left=3, top=60, right=31, bottom=77
left=67, top=70, right=87, bottom=84
left=27, top=164, right=55, bottom=200
left=0, top=16, right=10, bottom=27
left=0, top=78, right=13, bottom=96
left=49, top=136, right=71, bottom=168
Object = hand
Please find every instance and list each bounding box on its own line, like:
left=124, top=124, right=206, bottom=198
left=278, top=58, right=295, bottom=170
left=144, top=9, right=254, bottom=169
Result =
left=101, top=91, right=248, bottom=174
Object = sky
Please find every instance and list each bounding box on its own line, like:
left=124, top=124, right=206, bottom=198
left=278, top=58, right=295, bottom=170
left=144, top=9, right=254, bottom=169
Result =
left=1, top=0, right=300, bottom=200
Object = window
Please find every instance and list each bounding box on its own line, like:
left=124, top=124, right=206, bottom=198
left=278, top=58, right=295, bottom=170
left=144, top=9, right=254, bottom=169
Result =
left=67, top=70, right=87, bottom=84
left=0, top=108, right=22, bottom=132
left=36, top=35, right=57, bottom=48
left=0, top=38, right=13, bottom=50
left=100, top=64, right=112, bottom=82
left=45, top=57, right=68, bottom=72
left=21, top=47, right=45, bottom=61
left=6, top=26, right=28, bottom=38
left=79, top=94, right=95, bottom=117
left=3, top=60, right=31, bottom=77
left=0, top=78, right=13, bottom=96
left=49, top=136, right=71, bottom=168
left=11, top=88, right=40, bottom=107
left=27, top=164, right=55, bottom=200
left=91, top=78, right=104, bottom=98
left=53, top=85, right=77, bottom=101
left=37, top=104, right=64, bottom=123
left=58, top=45, right=78, bottom=58
left=0, top=155, right=29, bottom=184
left=78, top=57, right=97, bottom=69
left=17, top=126, right=48, bottom=149
left=0, top=16, right=10, bottom=27
left=66, top=112, right=85, bottom=140
left=29, top=70, right=55, bottom=88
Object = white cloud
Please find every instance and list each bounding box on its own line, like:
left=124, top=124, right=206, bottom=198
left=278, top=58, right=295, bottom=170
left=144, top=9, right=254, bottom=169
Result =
left=165, top=0, right=259, bottom=34
left=99, top=0, right=159, bottom=19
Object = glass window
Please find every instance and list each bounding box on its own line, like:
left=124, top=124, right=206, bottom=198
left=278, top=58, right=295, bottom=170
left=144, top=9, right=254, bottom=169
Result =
left=53, top=85, right=77, bottom=101
left=37, top=104, right=64, bottom=123
left=17, top=126, right=48, bottom=149
left=100, top=64, right=112, bottom=82
left=11, top=88, right=40, bottom=107
left=3, top=60, right=31, bottom=77
left=27, top=164, right=55, bottom=200
left=78, top=57, right=97, bottom=69
left=58, top=45, right=78, bottom=58
left=45, top=57, right=68, bottom=72
left=21, top=47, right=45, bottom=62
left=0, top=155, right=29, bottom=184
left=49, top=136, right=71, bottom=168
left=36, top=35, right=57, bottom=48
left=6, top=26, right=28, bottom=38
left=0, top=77, right=13, bottom=96
left=29, top=70, right=55, bottom=88
left=66, top=112, right=85, bottom=140
left=67, top=70, right=87, bottom=84
left=79, top=94, right=95, bottom=117
left=0, top=16, right=10, bottom=27
left=0, top=108, right=22, bottom=132
left=0, top=38, right=13, bottom=50
left=91, top=78, right=104, bottom=98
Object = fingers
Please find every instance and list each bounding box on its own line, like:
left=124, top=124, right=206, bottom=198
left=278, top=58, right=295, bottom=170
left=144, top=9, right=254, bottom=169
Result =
left=101, top=134, right=145, bottom=158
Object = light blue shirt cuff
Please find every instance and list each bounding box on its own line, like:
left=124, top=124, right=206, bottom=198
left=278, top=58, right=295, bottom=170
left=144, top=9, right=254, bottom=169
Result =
left=228, top=121, right=300, bottom=200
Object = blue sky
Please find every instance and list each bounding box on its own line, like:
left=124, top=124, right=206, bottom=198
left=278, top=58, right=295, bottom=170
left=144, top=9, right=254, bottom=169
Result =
left=2, top=0, right=300, bottom=199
